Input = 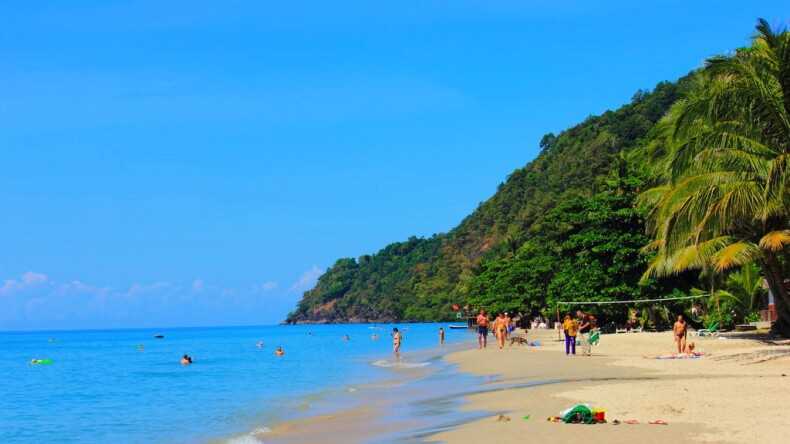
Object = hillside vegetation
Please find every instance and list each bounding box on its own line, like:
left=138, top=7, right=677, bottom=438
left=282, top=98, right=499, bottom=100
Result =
left=287, top=20, right=790, bottom=336
left=287, top=78, right=690, bottom=323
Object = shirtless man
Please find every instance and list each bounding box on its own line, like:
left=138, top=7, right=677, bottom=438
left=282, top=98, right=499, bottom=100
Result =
left=476, top=310, right=489, bottom=349
left=673, top=315, right=687, bottom=354
left=503, top=312, right=512, bottom=344
left=392, top=327, right=402, bottom=356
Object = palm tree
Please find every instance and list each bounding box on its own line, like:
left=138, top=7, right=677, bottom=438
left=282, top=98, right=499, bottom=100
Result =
left=640, top=19, right=790, bottom=336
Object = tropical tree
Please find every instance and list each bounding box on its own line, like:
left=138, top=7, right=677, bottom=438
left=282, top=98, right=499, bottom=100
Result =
left=640, top=19, right=790, bottom=336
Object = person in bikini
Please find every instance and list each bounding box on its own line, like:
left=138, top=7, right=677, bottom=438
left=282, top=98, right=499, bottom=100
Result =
left=476, top=310, right=489, bottom=349
left=673, top=314, right=687, bottom=354
left=494, top=313, right=507, bottom=349
left=392, top=327, right=402, bottom=357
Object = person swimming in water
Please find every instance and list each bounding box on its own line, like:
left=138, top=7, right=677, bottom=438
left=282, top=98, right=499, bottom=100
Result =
left=275, top=346, right=285, bottom=356
left=180, top=354, right=193, bottom=365
left=343, top=334, right=350, bottom=341
left=256, top=340, right=264, bottom=348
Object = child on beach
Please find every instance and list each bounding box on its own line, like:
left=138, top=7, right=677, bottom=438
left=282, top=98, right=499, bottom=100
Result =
left=562, top=314, right=578, bottom=355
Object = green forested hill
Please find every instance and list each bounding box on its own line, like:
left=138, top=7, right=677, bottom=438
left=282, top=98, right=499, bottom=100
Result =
left=286, top=76, right=694, bottom=324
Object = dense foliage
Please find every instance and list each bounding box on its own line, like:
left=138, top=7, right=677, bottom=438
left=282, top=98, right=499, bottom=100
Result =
left=639, top=20, right=790, bottom=335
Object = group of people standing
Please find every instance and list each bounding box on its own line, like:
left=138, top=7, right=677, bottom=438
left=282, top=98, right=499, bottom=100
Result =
left=475, top=310, right=515, bottom=349
left=561, top=310, right=596, bottom=356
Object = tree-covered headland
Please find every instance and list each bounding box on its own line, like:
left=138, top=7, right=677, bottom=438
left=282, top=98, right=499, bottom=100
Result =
left=287, top=20, right=790, bottom=337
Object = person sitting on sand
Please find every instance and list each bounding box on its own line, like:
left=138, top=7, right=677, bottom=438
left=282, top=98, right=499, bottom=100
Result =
left=392, top=328, right=402, bottom=356
left=439, top=327, right=445, bottom=345
left=180, top=354, right=192, bottom=365
left=562, top=314, right=578, bottom=356
left=275, top=346, right=285, bottom=356
left=673, top=315, right=688, bottom=354
left=476, top=309, right=489, bottom=349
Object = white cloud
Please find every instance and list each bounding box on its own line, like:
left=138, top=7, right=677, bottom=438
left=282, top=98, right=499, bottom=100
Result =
left=0, top=271, right=50, bottom=296
left=289, top=266, right=323, bottom=293
left=0, top=271, right=299, bottom=330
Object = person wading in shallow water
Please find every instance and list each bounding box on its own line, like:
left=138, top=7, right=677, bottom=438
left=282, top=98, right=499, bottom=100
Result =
left=438, top=327, right=445, bottom=345
left=476, top=310, right=489, bottom=349
left=392, top=327, right=402, bottom=357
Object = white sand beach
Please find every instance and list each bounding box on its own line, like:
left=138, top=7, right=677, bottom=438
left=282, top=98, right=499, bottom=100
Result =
left=430, top=329, right=790, bottom=444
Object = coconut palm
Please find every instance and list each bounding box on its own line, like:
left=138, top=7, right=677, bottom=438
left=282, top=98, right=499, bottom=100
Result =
left=640, top=19, right=790, bottom=336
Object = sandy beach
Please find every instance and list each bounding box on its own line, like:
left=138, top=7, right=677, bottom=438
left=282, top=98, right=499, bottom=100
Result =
left=430, top=329, right=790, bottom=444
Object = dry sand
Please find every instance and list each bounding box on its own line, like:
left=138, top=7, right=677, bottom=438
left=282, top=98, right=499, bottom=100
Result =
left=429, top=329, right=790, bottom=444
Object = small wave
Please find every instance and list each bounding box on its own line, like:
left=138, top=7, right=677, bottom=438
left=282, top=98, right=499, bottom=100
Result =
left=224, top=427, right=270, bottom=444
left=225, top=435, right=264, bottom=444
left=371, top=359, right=430, bottom=369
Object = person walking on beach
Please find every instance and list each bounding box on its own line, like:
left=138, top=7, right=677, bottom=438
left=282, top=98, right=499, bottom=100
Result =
left=392, top=327, right=402, bottom=357
left=577, top=311, right=593, bottom=356
left=503, top=312, right=512, bottom=344
left=673, top=315, right=687, bottom=354
left=562, top=314, right=578, bottom=355
left=439, top=327, right=445, bottom=345
left=494, top=313, right=507, bottom=349
left=476, top=310, right=489, bottom=349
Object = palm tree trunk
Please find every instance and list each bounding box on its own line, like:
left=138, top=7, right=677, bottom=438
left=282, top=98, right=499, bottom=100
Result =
left=763, top=252, right=790, bottom=337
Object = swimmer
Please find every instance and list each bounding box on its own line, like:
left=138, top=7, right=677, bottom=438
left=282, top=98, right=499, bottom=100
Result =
left=275, top=346, right=285, bottom=356
left=180, top=354, right=193, bottom=365
left=371, top=333, right=379, bottom=341
left=256, top=340, right=264, bottom=348
left=343, top=334, right=350, bottom=341
left=136, top=344, right=145, bottom=351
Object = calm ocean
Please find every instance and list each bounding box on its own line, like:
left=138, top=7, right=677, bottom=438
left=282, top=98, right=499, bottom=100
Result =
left=0, top=323, right=473, bottom=443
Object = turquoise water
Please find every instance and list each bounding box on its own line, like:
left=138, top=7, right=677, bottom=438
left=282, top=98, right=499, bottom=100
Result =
left=0, top=323, right=470, bottom=443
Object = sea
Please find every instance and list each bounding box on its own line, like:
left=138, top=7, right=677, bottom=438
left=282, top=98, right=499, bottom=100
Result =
left=0, top=323, right=483, bottom=444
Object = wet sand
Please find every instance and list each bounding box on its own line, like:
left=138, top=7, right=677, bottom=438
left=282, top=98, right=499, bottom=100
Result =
left=430, top=329, right=790, bottom=444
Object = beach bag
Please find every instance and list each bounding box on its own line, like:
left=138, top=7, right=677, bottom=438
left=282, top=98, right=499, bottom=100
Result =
left=561, top=404, right=594, bottom=424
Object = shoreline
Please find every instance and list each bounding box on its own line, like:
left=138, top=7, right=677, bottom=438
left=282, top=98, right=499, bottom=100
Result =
left=218, top=334, right=486, bottom=444
left=223, top=328, right=790, bottom=444
left=430, top=329, right=790, bottom=444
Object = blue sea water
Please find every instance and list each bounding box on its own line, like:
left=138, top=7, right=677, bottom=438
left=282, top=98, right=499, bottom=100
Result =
left=0, top=323, right=472, bottom=444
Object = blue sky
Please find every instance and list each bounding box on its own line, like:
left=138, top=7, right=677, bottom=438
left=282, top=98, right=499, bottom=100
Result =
left=1, top=1, right=787, bottom=330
